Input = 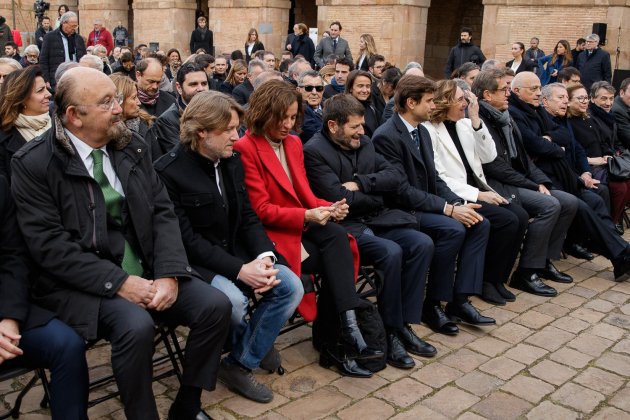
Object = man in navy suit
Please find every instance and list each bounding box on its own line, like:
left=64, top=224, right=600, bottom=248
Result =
left=372, top=74, right=497, bottom=322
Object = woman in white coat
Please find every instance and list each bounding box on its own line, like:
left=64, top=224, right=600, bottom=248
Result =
left=423, top=80, right=529, bottom=304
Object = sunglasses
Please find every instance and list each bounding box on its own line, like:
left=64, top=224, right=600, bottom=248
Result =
left=300, top=85, right=324, bottom=92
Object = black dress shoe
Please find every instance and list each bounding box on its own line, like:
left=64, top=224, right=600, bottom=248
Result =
left=495, top=282, right=516, bottom=302
left=615, top=223, right=625, bottom=235
left=167, top=404, right=213, bottom=420
left=537, top=260, right=573, bottom=283
left=612, top=251, right=630, bottom=282
left=422, top=304, right=459, bottom=335
left=319, top=344, right=373, bottom=378
left=445, top=301, right=496, bottom=326
left=480, top=282, right=506, bottom=305
left=397, top=324, right=437, bottom=357
left=564, top=243, right=594, bottom=260
left=386, top=331, right=415, bottom=369
left=510, top=271, right=557, bottom=297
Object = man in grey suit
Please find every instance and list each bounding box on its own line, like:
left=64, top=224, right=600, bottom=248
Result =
left=314, top=21, right=352, bottom=69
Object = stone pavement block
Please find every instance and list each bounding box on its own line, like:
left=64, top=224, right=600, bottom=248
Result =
left=278, top=340, right=319, bottom=373
left=470, top=391, right=532, bottom=420
left=512, top=310, right=554, bottom=329
left=526, top=401, right=579, bottom=420
left=251, top=412, right=290, bottom=420
left=489, top=323, right=534, bottom=344
left=595, top=352, right=630, bottom=376
left=500, top=292, right=543, bottom=313
left=590, top=406, right=630, bottom=420
left=550, top=316, right=590, bottom=334
left=19, top=415, right=54, bottom=420
left=552, top=293, right=587, bottom=309
left=373, top=378, right=432, bottom=408
left=501, top=374, right=554, bottom=403
left=566, top=285, right=599, bottom=299
left=532, top=302, right=570, bottom=318
left=271, top=364, right=340, bottom=399
left=570, top=307, right=606, bottom=323
left=580, top=276, right=615, bottom=292
left=377, top=363, right=420, bottom=381
left=612, top=281, right=630, bottom=294
left=200, top=382, right=234, bottom=406
left=331, top=374, right=389, bottom=399
left=612, top=338, right=630, bottom=354
left=573, top=367, right=625, bottom=395
left=478, top=356, right=525, bottom=380
left=337, top=397, right=395, bottom=420
left=441, top=348, right=490, bottom=373
left=565, top=266, right=597, bottom=283
left=621, top=303, right=630, bottom=315
left=609, top=387, right=630, bottom=411
left=390, top=404, right=449, bottom=420
left=86, top=397, right=124, bottom=419
left=429, top=330, right=478, bottom=349
left=422, top=386, right=480, bottom=418
left=466, top=336, right=511, bottom=357
left=589, top=323, right=625, bottom=341
left=604, top=313, right=630, bottom=330
left=550, top=382, right=605, bottom=413
left=566, top=333, right=613, bottom=357
left=457, top=413, right=488, bottom=420
left=584, top=298, right=617, bottom=313
left=579, top=258, right=610, bottom=272
left=549, top=347, right=593, bottom=369
left=525, top=326, right=575, bottom=351
left=455, top=371, right=504, bottom=397
left=275, top=387, right=350, bottom=419
left=481, top=306, right=518, bottom=324
left=599, top=290, right=630, bottom=304
left=411, top=362, right=463, bottom=387
left=503, top=343, right=548, bottom=365
left=529, top=360, right=577, bottom=385
left=221, top=392, right=290, bottom=418
left=202, top=407, right=239, bottom=420
left=274, top=326, right=312, bottom=350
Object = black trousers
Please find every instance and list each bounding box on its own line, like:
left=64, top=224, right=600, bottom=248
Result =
left=97, top=277, right=231, bottom=420
left=477, top=202, right=529, bottom=284
left=302, top=222, right=363, bottom=313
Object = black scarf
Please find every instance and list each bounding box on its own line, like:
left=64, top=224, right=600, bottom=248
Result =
left=588, top=101, right=616, bottom=127
left=61, top=28, right=76, bottom=61
left=479, top=101, right=518, bottom=158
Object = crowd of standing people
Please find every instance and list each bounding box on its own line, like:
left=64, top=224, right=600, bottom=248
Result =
left=1, top=12, right=630, bottom=420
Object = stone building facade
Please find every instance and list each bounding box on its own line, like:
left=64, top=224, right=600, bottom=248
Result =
left=1, top=0, right=629, bottom=79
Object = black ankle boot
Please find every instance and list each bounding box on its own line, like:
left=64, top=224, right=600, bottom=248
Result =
left=340, top=310, right=383, bottom=361
left=319, top=343, right=373, bottom=378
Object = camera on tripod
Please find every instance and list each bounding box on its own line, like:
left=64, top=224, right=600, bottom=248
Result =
left=33, top=0, right=50, bottom=23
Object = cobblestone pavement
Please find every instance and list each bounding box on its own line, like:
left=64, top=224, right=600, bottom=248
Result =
left=2, top=253, right=630, bottom=419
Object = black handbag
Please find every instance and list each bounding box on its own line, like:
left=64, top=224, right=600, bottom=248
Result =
left=607, top=151, right=630, bottom=180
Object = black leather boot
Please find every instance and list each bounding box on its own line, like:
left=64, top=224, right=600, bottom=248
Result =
left=319, top=343, right=373, bottom=378
left=340, top=309, right=383, bottom=360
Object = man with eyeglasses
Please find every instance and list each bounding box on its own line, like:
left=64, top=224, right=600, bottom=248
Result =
left=10, top=67, right=231, bottom=420
left=298, top=69, right=325, bottom=143
left=575, top=33, right=611, bottom=91
left=368, top=54, right=386, bottom=79
left=40, top=11, right=86, bottom=91
left=509, top=71, right=630, bottom=282
left=473, top=68, right=577, bottom=298
left=612, top=78, right=630, bottom=149
left=136, top=57, right=176, bottom=117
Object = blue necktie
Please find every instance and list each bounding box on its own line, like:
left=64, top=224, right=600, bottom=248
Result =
left=410, top=129, right=420, bottom=150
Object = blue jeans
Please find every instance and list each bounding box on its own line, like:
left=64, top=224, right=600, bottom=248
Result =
left=210, top=264, right=303, bottom=370
left=5, top=318, right=89, bottom=420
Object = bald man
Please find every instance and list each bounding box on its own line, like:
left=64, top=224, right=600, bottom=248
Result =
left=10, top=67, right=230, bottom=420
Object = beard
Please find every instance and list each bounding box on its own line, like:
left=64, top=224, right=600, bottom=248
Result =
left=107, top=118, right=131, bottom=142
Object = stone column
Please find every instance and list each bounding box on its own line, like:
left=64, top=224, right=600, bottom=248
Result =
left=133, top=0, right=196, bottom=53
left=207, top=0, right=291, bottom=58
left=78, top=0, right=128, bottom=42
left=481, top=0, right=630, bottom=71
left=316, top=0, right=429, bottom=69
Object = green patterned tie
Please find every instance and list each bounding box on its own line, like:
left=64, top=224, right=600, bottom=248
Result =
left=91, top=149, right=144, bottom=276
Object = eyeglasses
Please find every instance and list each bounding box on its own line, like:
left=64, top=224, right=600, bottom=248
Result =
left=300, top=85, right=324, bottom=92
left=574, top=96, right=589, bottom=103
left=76, top=94, right=124, bottom=111
left=493, top=87, right=510, bottom=95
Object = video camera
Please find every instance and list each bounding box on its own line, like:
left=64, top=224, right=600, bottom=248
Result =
left=33, top=0, right=50, bottom=23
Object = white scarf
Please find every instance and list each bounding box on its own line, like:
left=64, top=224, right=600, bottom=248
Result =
left=14, top=112, right=52, bottom=141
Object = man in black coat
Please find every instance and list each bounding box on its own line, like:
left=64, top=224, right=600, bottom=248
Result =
left=35, top=16, right=52, bottom=50
left=298, top=70, right=324, bottom=143
left=509, top=71, right=630, bottom=282
left=156, top=91, right=303, bottom=403
left=305, top=94, right=450, bottom=370
left=373, top=76, right=506, bottom=311
left=146, top=63, right=209, bottom=161
left=444, top=27, right=486, bottom=79
left=39, top=11, right=86, bottom=90
left=10, top=68, right=230, bottom=420
left=189, top=15, right=213, bottom=55
left=612, top=77, right=630, bottom=148
left=232, top=59, right=265, bottom=105
left=576, top=33, right=612, bottom=91
left=0, top=175, right=89, bottom=420
left=473, top=69, right=578, bottom=297
left=136, top=57, right=176, bottom=117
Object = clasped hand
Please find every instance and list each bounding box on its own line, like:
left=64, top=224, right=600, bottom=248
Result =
left=118, top=275, right=178, bottom=311
left=0, top=319, right=22, bottom=364
left=239, top=258, right=280, bottom=294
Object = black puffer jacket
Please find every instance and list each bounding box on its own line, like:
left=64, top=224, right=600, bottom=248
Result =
left=444, top=42, right=486, bottom=78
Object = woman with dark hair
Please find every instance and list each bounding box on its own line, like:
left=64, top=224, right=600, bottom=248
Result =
left=356, top=34, right=377, bottom=71
left=290, top=23, right=315, bottom=66
left=345, top=69, right=381, bottom=137
left=110, top=74, right=154, bottom=138
left=0, top=65, right=51, bottom=179
left=164, top=48, right=181, bottom=81
left=235, top=80, right=382, bottom=378
left=189, top=15, right=213, bottom=55
left=55, top=4, right=69, bottom=29
left=539, top=40, right=572, bottom=85
left=451, top=62, right=480, bottom=87
left=506, top=42, right=533, bottom=74
left=219, top=58, right=247, bottom=96
left=424, top=79, right=533, bottom=298
left=244, top=28, right=265, bottom=62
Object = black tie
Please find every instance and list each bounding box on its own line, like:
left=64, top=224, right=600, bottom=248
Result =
left=410, top=129, right=420, bottom=150
left=333, top=38, right=338, bottom=51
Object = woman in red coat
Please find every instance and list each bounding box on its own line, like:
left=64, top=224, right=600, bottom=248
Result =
left=235, top=80, right=381, bottom=377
